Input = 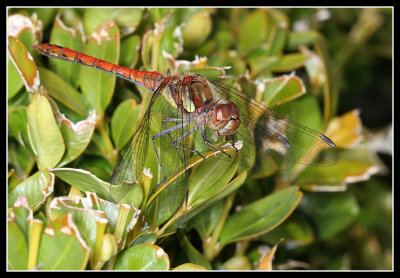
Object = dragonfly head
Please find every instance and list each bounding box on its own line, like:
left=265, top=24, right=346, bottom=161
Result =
left=207, top=101, right=241, bottom=136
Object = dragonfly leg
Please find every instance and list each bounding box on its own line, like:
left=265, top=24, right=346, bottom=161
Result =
left=162, top=118, right=184, bottom=123
left=201, top=125, right=232, bottom=158
left=229, top=134, right=239, bottom=153
left=161, top=118, right=185, bottom=163
left=150, top=119, right=205, bottom=195
left=151, top=121, right=188, bottom=193
left=161, top=118, right=206, bottom=159
left=171, top=123, right=205, bottom=159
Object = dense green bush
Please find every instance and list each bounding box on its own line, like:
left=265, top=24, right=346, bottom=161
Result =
left=8, top=7, right=392, bottom=270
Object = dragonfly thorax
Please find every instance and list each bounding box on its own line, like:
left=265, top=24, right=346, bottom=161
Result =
left=206, top=101, right=241, bottom=136
left=162, top=75, right=215, bottom=113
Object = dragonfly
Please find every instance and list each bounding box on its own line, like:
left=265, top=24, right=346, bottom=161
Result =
left=32, top=43, right=338, bottom=224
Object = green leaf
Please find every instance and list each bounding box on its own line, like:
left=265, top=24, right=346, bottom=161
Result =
left=27, top=93, right=65, bottom=169
left=158, top=25, right=184, bottom=72
left=258, top=73, right=306, bottom=107
left=8, top=170, right=54, bottom=211
left=8, top=144, right=35, bottom=184
left=222, top=255, right=252, bottom=270
left=130, top=232, right=157, bottom=247
left=50, top=167, right=143, bottom=208
left=213, top=18, right=234, bottom=51
left=268, top=26, right=287, bottom=57
left=49, top=192, right=140, bottom=244
left=313, top=39, right=338, bottom=121
left=299, top=192, right=359, bottom=240
left=113, top=8, right=143, bottom=35
left=85, top=131, right=107, bottom=157
left=58, top=111, right=96, bottom=167
left=24, top=8, right=57, bottom=30
left=173, top=263, right=208, bottom=270
left=7, top=220, right=29, bottom=270
left=250, top=52, right=308, bottom=74
left=80, top=20, right=120, bottom=114
left=189, top=68, right=227, bottom=80
left=141, top=20, right=183, bottom=72
left=37, top=67, right=89, bottom=117
left=114, top=243, right=169, bottom=270
left=77, top=156, right=113, bottom=182
left=120, top=34, right=140, bottom=68
left=111, top=99, right=140, bottom=151
left=48, top=196, right=109, bottom=250
left=178, top=230, right=212, bottom=270
left=8, top=36, right=40, bottom=93
left=49, top=15, right=84, bottom=88
left=7, top=14, right=37, bottom=49
left=266, top=9, right=289, bottom=56
left=182, top=11, right=212, bottom=49
left=188, top=154, right=239, bottom=207
left=8, top=56, right=24, bottom=99
left=141, top=29, right=153, bottom=70
left=8, top=197, right=39, bottom=270
left=259, top=210, right=314, bottom=245
left=287, top=30, right=322, bottom=51
left=83, top=8, right=142, bottom=36
left=238, top=9, right=268, bottom=55
left=47, top=193, right=137, bottom=268
left=219, top=186, right=303, bottom=246
left=297, top=146, right=381, bottom=189
left=150, top=8, right=176, bottom=22
left=51, top=167, right=109, bottom=198
left=274, top=94, right=323, bottom=131
left=8, top=198, right=32, bottom=236
left=303, top=48, right=325, bottom=92
left=166, top=169, right=248, bottom=234
left=83, top=8, right=116, bottom=35
left=162, top=53, right=228, bottom=79
left=8, top=106, right=29, bottom=145
left=189, top=199, right=224, bottom=239
left=37, top=214, right=90, bottom=270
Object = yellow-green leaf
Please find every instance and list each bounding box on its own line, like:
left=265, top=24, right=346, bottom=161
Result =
left=27, top=93, right=65, bottom=169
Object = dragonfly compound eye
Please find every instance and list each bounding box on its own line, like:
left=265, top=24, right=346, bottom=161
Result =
left=207, top=102, right=241, bottom=136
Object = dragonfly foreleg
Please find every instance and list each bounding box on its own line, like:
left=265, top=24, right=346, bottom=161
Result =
left=161, top=118, right=206, bottom=159
left=201, top=125, right=232, bottom=158
left=150, top=119, right=205, bottom=195
left=229, top=134, right=239, bottom=153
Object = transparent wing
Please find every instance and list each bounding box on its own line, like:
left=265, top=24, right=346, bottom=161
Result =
left=144, top=86, right=192, bottom=227
left=109, top=89, right=162, bottom=203
left=110, top=78, right=191, bottom=227
left=208, top=79, right=338, bottom=171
